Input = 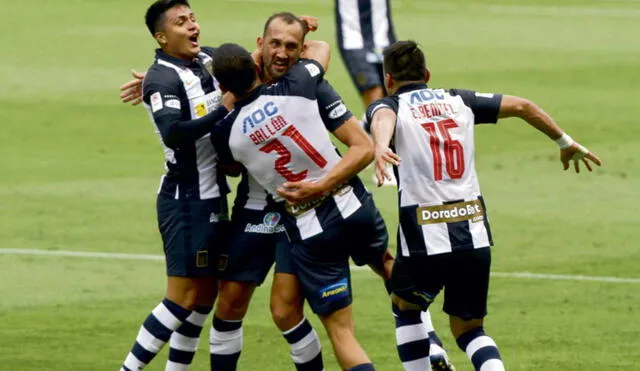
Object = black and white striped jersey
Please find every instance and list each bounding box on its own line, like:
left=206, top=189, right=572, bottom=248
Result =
left=231, top=79, right=353, bottom=213
left=142, top=47, right=229, bottom=200
left=366, top=83, right=503, bottom=256
left=335, top=0, right=396, bottom=54
left=213, top=59, right=369, bottom=241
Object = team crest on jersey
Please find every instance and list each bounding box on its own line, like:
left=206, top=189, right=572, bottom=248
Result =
left=304, top=63, right=320, bottom=77
left=150, top=92, right=163, bottom=112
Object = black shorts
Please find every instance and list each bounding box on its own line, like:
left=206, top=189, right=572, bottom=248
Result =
left=391, top=247, right=492, bottom=320
left=338, top=48, right=385, bottom=93
left=218, top=209, right=293, bottom=284
left=157, top=194, right=229, bottom=277
left=290, top=197, right=387, bottom=316
left=350, top=205, right=389, bottom=269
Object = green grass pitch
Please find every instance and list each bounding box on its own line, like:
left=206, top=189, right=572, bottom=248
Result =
left=1, top=0, right=639, bottom=370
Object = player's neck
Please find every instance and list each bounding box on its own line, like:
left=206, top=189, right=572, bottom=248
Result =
left=237, top=80, right=262, bottom=101
left=389, top=80, right=426, bottom=95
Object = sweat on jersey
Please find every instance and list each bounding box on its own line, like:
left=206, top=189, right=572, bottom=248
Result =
left=142, top=47, right=229, bottom=200
left=212, top=59, right=369, bottom=241
left=366, top=83, right=503, bottom=256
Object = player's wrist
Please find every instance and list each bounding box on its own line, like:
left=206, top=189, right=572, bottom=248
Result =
left=555, top=132, right=575, bottom=150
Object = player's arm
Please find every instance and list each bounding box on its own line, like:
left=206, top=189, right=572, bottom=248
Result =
left=301, top=40, right=330, bottom=72
left=498, top=95, right=602, bottom=172
left=144, top=76, right=232, bottom=149
left=276, top=81, right=373, bottom=203
left=367, top=98, right=401, bottom=186
left=210, top=111, right=243, bottom=177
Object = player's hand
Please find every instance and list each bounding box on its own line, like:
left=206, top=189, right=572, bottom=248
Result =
left=277, top=181, right=323, bottom=204
left=560, top=142, right=602, bottom=173
left=119, top=69, right=146, bottom=106
left=375, top=145, right=400, bottom=187
left=299, top=15, right=319, bottom=32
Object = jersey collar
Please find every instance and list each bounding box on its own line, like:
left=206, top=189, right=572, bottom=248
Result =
left=395, top=82, right=428, bottom=96
left=234, top=85, right=265, bottom=109
left=155, top=48, right=199, bottom=67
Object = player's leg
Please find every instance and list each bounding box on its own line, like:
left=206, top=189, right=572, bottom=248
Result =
left=208, top=210, right=277, bottom=371
left=165, top=277, right=218, bottom=371
left=121, top=196, right=225, bottom=371
left=292, top=210, right=375, bottom=370
left=352, top=204, right=453, bottom=370
left=445, top=248, right=504, bottom=371
left=271, top=240, right=324, bottom=371
left=388, top=253, right=439, bottom=371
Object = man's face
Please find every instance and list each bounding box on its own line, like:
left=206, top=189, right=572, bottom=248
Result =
left=156, top=5, right=200, bottom=60
left=258, top=18, right=304, bottom=82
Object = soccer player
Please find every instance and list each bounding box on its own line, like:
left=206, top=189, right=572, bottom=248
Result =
left=335, top=0, right=398, bottom=186
left=367, top=40, right=602, bottom=371
left=210, top=42, right=381, bottom=370
left=118, top=1, right=233, bottom=370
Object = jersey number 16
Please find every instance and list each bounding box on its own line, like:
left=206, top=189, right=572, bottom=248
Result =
left=421, top=119, right=465, bottom=180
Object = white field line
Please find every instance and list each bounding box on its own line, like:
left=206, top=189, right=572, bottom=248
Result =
left=2, top=248, right=639, bottom=284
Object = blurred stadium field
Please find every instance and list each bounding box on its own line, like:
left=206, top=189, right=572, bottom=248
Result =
left=1, top=0, right=639, bottom=370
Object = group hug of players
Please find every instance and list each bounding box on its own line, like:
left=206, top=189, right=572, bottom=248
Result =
left=117, top=1, right=601, bottom=371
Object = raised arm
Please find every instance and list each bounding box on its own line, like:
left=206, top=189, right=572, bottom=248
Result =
left=498, top=95, right=602, bottom=172
left=370, top=108, right=401, bottom=186
left=301, top=40, right=331, bottom=72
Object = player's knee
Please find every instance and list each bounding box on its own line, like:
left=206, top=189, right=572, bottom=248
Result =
left=215, top=282, right=254, bottom=320
left=270, top=296, right=303, bottom=330
left=321, top=307, right=355, bottom=340
left=449, top=316, right=484, bottom=339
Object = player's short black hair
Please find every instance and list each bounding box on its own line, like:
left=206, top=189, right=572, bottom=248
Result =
left=382, top=40, right=427, bottom=82
left=145, top=0, right=190, bottom=35
left=262, top=12, right=308, bottom=39
left=212, top=43, right=257, bottom=97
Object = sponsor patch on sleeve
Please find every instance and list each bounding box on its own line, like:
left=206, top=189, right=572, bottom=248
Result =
left=150, top=92, right=163, bottom=113
left=328, top=101, right=348, bottom=119
left=165, top=99, right=181, bottom=110
left=304, top=63, right=321, bottom=77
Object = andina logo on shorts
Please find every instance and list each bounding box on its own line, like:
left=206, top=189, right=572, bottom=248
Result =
left=244, top=212, right=285, bottom=234
left=416, top=199, right=485, bottom=225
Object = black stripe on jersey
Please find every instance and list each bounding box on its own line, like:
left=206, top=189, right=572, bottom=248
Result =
left=384, top=0, right=397, bottom=45
left=358, top=0, right=375, bottom=50
left=443, top=199, right=474, bottom=251
left=479, top=195, right=494, bottom=246
left=232, top=172, right=250, bottom=211
left=279, top=176, right=368, bottom=241
left=398, top=198, right=427, bottom=255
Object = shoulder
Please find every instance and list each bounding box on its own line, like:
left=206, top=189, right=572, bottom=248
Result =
left=367, top=96, right=399, bottom=116
left=143, top=63, right=181, bottom=90
left=200, top=46, right=216, bottom=57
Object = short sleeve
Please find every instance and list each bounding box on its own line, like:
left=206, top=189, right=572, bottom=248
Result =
left=142, top=67, right=184, bottom=120
left=449, top=88, right=503, bottom=124
left=281, top=58, right=325, bottom=99
left=364, top=96, right=399, bottom=132
left=316, top=80, right=353, bottom=132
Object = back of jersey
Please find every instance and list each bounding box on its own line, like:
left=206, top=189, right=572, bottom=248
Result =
left=228, top=88, right=342, bottom=201
left=368, top=83, right=502, bottom=256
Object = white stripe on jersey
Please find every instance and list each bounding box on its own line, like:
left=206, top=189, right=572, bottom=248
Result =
left=296, top=208, right=323, bottom=240
left=150, top=56, right=223, bottom=199
left=334, top=186, right=362, bottom=219
left=337, top=0, right=364, bottom=49
left=371, top=0, right=391, bottom=49
left=393, top=88, right=491, bottom=255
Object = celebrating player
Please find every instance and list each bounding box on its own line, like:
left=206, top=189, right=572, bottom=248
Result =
left=367, top=40, right=601, bottom=371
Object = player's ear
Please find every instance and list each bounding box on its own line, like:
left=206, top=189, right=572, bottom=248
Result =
left=425, top=69, right=431, bottom=84
left=155, top=31, right=167, bottom=45
left=257, top=36, right=263, bottom=49
left=385, top=73, right=394, bottom=91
